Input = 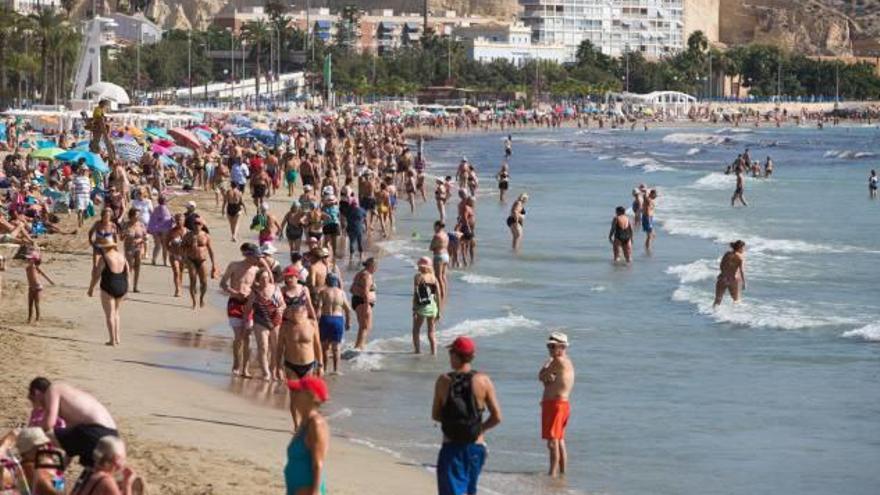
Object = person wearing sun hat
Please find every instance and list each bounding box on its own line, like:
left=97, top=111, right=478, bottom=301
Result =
left=11, top=427, right=67, bottom=494
left=432, top=336, right=502, bottom=495
left=539, top=331, right=575, bottom=477
left=285, top=377, right=329, bottom=495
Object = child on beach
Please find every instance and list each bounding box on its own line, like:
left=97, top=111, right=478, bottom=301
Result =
left=25, top=250, right=55, bottom=323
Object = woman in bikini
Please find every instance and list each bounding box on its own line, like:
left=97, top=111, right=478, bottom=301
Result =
left=165, top=214, right=187, bottom=297
left=507, top=193, right=528, bottom=251
left=412, top=257, right=440, bottom=355
left=182, top=216, right=217, bottom=309
left=713, top=240, right=747, bottom=308
left=87, top=237, right=129, bottom=346
left=305, top=207, right=325, bottom=244
left=225, top=186, right=246, bottom=242
left=608, top=206, right=633, bottom=264
left=278, top=265, right=322, bottom=382
left=350, top=258, right=377, bottom=350
left=25, top=250, right=54, bottom=323
left=88, top=208, right=118, bottom=268
left=496, top=163, right=510, bottom=202
left=280, top=200, right=306, bottom=253
left=121, top=208, right=147, bottom=293
left=244, top=268, right=286, bottom=380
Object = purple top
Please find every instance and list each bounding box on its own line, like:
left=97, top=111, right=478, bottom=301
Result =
left=147, top=204, right=173, bottom=235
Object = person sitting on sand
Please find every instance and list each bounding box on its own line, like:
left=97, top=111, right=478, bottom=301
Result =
left=27, top=377, right=119, bottom=469
left=0, top=427, right=67, bottom=495
left=285, top=377, right=329, bottom=495
left=714, top=240, right=747, bottom=308
left=70, top=436, right=141, bottom=495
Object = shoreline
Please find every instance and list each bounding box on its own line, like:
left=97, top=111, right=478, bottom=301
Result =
left=0, top=190, right=436, bottom=494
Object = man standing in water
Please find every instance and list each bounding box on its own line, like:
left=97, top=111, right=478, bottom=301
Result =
left=869, top=169, right=878, bottom=199
left=504, top=135, right=512, bottom=159
left=731, top=169, right=748, bottom=207
left=539, top=332, right=575, bottom=477
left=642, top=189, right=657, bottom=251
left=713, top=240, right=747, bottom=308
left=219, top=243, right=263, bottom=377
left=432, top=337, right=502, bottom=495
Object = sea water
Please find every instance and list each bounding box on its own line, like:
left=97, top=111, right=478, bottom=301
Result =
left=327, top=124, right=880, bottom=495
left=167, top=124, right=880, bottom=495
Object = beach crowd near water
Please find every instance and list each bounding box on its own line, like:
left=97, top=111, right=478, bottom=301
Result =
left=0, top=99, right=878, bottom=495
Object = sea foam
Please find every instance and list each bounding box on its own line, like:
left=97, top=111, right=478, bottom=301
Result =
left=841, top=324, right=880, bottom=342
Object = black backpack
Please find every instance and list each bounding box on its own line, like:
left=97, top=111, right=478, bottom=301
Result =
left=441, top=371, right=483, bottom=444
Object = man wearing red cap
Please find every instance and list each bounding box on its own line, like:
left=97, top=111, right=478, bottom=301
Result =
left=432, top=336, right=502, bottom=495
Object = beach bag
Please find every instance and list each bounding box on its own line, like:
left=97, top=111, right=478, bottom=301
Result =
left=84, top=201, right=96, bottom=219
left=440, top=371, right=482, bottom=444
left=416, top=282, right=432, bottom=306
left=250, top=214, right=267, bottom=232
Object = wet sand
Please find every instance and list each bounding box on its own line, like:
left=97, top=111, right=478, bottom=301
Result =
left=0, top=190, right=434, bottom=494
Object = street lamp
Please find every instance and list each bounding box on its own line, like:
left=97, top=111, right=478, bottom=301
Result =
left=188, top=31, right=193, bottom=107
left=227, top=28, right=235, bottom=103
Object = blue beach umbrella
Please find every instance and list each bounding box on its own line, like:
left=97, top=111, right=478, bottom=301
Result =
left=144, top=127, right=172, bottom=140
left=56, top=150, right=109, bottom=173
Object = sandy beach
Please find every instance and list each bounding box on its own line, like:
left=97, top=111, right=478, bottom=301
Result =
left=0, top=190, right=435, bottom=494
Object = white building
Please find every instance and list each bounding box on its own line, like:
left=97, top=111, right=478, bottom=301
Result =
left=521, top=0, right=687, bottom=60
left=6, top=0, right=60, bottom=14
left=456, top=23, right=569, bottom=66
left=107, top=13, right=163, bottom=45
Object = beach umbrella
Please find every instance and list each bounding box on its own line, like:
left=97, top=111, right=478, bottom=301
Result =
left=193, top=128, right=213, bottom=145
left=170, top=146, right=194, bottom=156
left=30, top=147, right=65, bottom=159
left=168, top=128, right=202, bottom=150
left=144, top=127, right=172, bottom=140
left=115, top=141, right=145, bottom=162
left=56, top=150, right=109, bottom=173
left=230, top=115, right=252, bottom=127
left=36, top=140, right=57, bottom=149
left=151, top=143, right=172, bottom=155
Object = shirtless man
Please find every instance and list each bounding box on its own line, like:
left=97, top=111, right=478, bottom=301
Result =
left=731, top=169, right=748, bottom=207
left=713, top=240, right=746, bottom=308
left=539, top=332, right=575, bottom=477
left=28, top=377, right=118, bottom=468
left=642, top=189, right=657, bottom=251
left=315, top=274, right=351, bottom=374
left=182, top=216, right=218, bottom=309
left=306, top=247, right=330, bottom=302
left=430, top=221, right=449, bottom=303
left=219, top=243, right=263, bottom=376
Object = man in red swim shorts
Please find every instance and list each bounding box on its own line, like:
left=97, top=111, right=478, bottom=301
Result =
left=539, top=332, right=576, bottom=477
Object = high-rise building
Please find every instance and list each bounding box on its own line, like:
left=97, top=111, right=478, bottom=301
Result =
left=521, top=0, right=711, bottom=61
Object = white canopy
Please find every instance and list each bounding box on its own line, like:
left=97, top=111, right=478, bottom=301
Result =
left=84, top=82, right=131, bottom=105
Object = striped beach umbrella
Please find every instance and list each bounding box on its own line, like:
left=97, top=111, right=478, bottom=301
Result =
left=115, top=141, right=144, bottom=163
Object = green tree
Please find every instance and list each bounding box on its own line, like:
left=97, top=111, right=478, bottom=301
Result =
left=241, top=20, right=271, bottom=107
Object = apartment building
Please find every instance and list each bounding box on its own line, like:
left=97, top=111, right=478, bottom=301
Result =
left=5, top=0, right=60, bottom=14
left=456, top=22, right=569, bottom=65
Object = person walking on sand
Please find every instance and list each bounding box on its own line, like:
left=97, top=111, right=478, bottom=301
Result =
left=539, top=332, right=575, bottom=477
left=87, top=237, right=128, bottom=346
left=412, top=257, right=441, bottom=355
left=731, top=169, right=748, bottom=207
left=278, top=266, right=322, bottom=383
left=350, top=258, right=377, bottom=350
left=315, top=274, right=351, bottom=375
left=609, top=206, right=633, bottom=263
left=27, top=377, right=119, bottom=469
left=713, top=240, right=747, bottom=308
left=244, top=268, right=286, bottom=381
left=225, top=185, right=246, bottom=242
left=219, top=243, right=264, bottom=377
left=182, top=216, right=218, bottom=309
left=25, top=249, right=54, bottom=323
left=285, top=377, right=329, bottom=495
left=432, top=337, right=502, bottom=495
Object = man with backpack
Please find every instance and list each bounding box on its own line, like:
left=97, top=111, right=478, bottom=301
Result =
left=432, top=336, right=503, bottom=495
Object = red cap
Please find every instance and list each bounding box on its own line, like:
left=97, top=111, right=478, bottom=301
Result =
left=283, top=265, right=300, bottom=278
left=287, top=376, right=330, bottom=402
left=447, top=336, right=476, bottom=357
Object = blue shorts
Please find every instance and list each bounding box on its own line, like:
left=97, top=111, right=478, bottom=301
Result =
left=642, top=215, right=654, bottom=233
left=437, top=443, right=486, bottom=495
left=319, top=315, right=345, bottom=344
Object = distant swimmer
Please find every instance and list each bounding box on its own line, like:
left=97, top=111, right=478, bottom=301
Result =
left=496, top=163, right=510, bottom=202
left=713, top=240, right=747, bottom=308
left=539, top=332, right=575, bottom=477
left=731, top=169, right=748, bottom=207
left=504, top=134, right=512, bottom=159
left=609, top=206, right=633, bottom=263
left=764, top=156, right=774, bottom=178
left=869, top=169, right=878, bottom=199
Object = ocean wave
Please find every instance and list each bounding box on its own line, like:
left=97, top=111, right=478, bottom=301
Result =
left=823, top=149, right=877, bottom=160
left=597, top=155, right=613, bottom=161
left=841, top=324, right=880, bottom=342
left=689, top=172, right=735, bottom=190
left=715, top=128, right=753, bottom=134
left=663, top=133, right=739, bottom=146
left=619, top=156, right=677, bottom=173
left=686, top=147, right=701, bottom=156
left=460, top=273, right=523, bottom=286
left=672, top=285, right=861, bottom=330
left=666, top=259, right=716, bottom=283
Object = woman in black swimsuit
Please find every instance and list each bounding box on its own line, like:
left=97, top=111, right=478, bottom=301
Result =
left=609, top=206, right=633, bottom=263
left=225, top=186, right=246, bottom=242
left=279, top=200, right=306, bottom=253
left=506, top=193, right=527, bottom=251
left=87, top=237, right=129, bottom=346
left=496, top=163, right=510, bottom=202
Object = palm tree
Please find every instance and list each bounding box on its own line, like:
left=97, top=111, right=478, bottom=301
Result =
left=241, top=20, right=271, bottom=108
left=0, top=8, right=23, bottom=105
left=29, top=7, right=66, bottom=103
